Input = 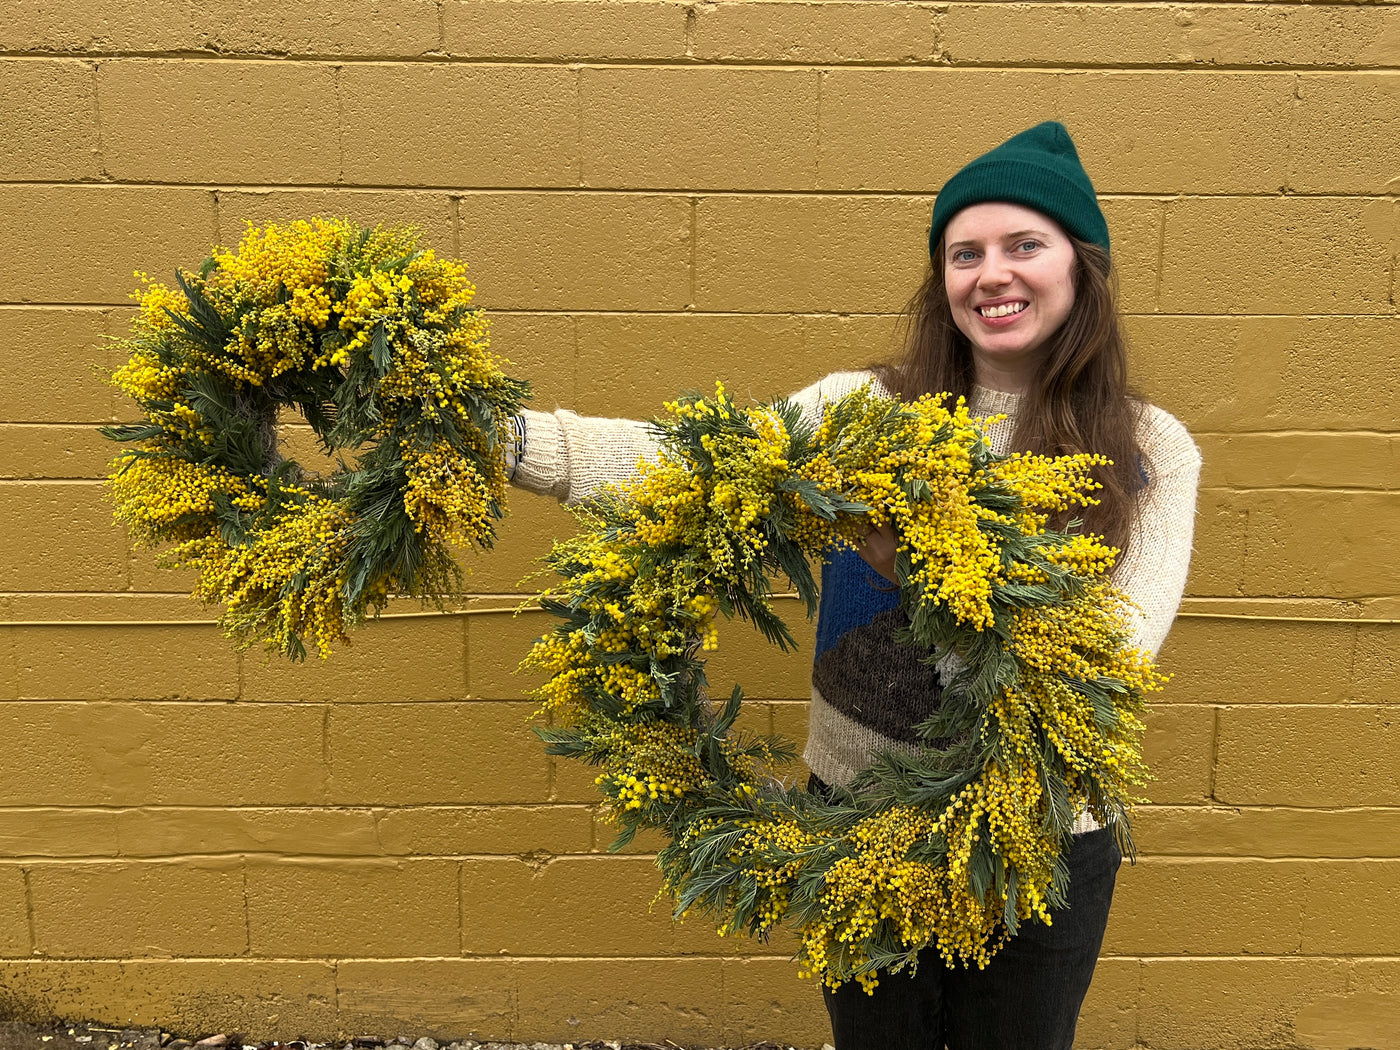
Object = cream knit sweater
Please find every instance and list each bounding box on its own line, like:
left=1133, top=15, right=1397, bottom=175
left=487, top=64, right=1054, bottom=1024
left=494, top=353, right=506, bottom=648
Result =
left=513, top=371, right=1202, bottom=825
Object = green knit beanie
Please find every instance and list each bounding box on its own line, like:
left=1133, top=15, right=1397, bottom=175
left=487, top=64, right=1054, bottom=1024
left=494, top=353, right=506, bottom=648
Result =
left=928, top=121, right=1109, bottom=258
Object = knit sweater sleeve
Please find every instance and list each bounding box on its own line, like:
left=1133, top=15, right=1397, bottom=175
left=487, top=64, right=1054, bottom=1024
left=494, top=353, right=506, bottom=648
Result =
left=1114, top=404, right=1203, bottom=657
left=510, top=407, right=660, bottom=506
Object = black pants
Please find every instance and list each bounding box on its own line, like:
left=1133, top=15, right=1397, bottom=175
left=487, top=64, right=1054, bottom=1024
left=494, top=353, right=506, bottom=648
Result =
left=811, top=775, right=1122, bottom=1050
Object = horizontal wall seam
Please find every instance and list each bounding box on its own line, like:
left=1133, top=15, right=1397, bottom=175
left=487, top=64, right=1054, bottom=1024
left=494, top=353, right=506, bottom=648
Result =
left=1, top=181, right=1397, bottom=202
left=4, top=52, right=1400, bottom=72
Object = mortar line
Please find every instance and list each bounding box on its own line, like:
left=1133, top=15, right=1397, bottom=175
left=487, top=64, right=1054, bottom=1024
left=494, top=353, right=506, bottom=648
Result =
left=5, top=51, right=1400, bottom=72
left=320, top=704, right=333, bottom=805
left=683, top=3, right=697, bottom=60
left=88, top=60, right=109, bottom=180
left=21, top=867, right=36, bottom=955
left=240, top=861, right=251, bottom=956
left=450, top=195, right=461, bottom=258
left=574, top=67, right=584, bottom=187
left=333, top=64, right=345, bottom=185
left=1153, top=198, right=1171, bottom=312
left=688, top=197, right=698, bottom=308
left=436, top=0, right=447, bottom=54
left=9, top=180, right=1393, bottom=201
left=1207, top=706, right=1222, bottom=803
left=814, top=68, right=825, bottom=187
left=1284, top=73, right=1303, bottom=195
left=569, top=313, right=581, bottom=400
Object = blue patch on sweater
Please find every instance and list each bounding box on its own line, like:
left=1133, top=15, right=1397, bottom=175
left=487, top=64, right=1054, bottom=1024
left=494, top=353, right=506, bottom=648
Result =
left=813, top=547, right=902, bottom=662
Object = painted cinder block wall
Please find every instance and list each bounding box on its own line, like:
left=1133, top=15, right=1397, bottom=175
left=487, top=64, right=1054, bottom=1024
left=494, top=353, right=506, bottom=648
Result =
left=2, top=1, right=1399, bottom=1046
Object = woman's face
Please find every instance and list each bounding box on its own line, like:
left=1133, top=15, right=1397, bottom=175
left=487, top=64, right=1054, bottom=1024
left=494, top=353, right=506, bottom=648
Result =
left=941, top=202, right=1077, bottom=391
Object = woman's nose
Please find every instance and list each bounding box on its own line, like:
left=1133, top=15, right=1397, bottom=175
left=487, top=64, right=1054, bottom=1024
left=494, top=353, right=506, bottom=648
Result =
left=977, top=249, right=1012, bottom=287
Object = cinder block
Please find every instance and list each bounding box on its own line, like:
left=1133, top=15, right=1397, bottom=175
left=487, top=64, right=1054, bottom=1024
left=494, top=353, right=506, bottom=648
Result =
left=241, top=614, right=464, bottom=702
left=0, top=186, right=216, bottom=304
left=0, top=959, right=339, bottom=1042
left=1301, top=860, right=1400, bottom=953
left=515, top=957, right=725, bottom=1046
left=1354, top=624, right=1400, bottom=705
left=100, top=60, right=339, bottom=183
left=1141, top=704, right=1215, bottom=806
left=0, top=59, right=100, bottom=180
left=484, top=311, right=576, bottom=413
left=338, top=958, right=516, bottom=1042
left=374, top=804, right=595, bottom=856
left=0, top=309, right=112, bottom=422
left=0, top=865, right=28, bottom=957
left=1073, top=955, right=1140, bottom=1050
left=1057, top=72, right=1293, bottom=194
left=459, top=855, right=677, bottom=955
left=0, top=0, right=440, bottom=56
left=1157, top=619, right=1353, bottom=706
left=1293, top=74, right=1400, bottom=193
left=1184, top=487, right=1247, bottom=599
left=340, top=64, right=577, bottom=187
left=452, top=489, right=576, bottom=594
left=465, top=608, right=558, bottom=699
left=443, top=0, right=686, bottom=60
left=719, top=956, right=830, bottom=1049
left=115, top=807, right=380, bottom=858
left=704, top=599, right=814, bottom=701
left=692, top=0, right=937, bottom=63
left=581, top=67, right=819, bottom=190
left=28, top=858, right=246, bottom=957
left=1215, top=706, right=1400, bottom=806
left=327, top=701, right=550, bottom=804
left=456, top=193, right=691, bottom=310
left=0, top=701, right=326, bottom=807
left=817, top=70, right=1059, bottom=192
left=1199, top=433, right=1398, bottom=491
left=943, top=3, right=1183, bottom=66
left=695, top=194, right=932, bottom=313
left=1225, top=490, right=1400, bottom=598
left=0, top=424, right=114, bottom=479
left=246, top=857, right=459, bottom=956
left=549, top=748, right=606, bottom=805
left=1160, top=197, right=1394, bottom=314
left=1105, top=857, right=1307, bottom=955
left=572, top=313, right=818, bottom=418
left=215, top=189, right=456, bottom=254
left=948, top=3, right=1400, bottom=70
left=0, top=482, right=129, bottom=591
left=15, top=623, right=239, bottom=701
left=1137, top=957, right=1349, bottom=1050
left=1307, top=961, right=1400, bottom=1050
left=1127, top=315, right=1400, bottom=434
left=0, top=808, right=120, bottom=859
left=194, top=0, right=441, bottom=56
left=1135, top=804, right=1400, bottom=860
left=1098, top=197, right=1164, bottom=315
left=803, top=314, right=905, bottom=379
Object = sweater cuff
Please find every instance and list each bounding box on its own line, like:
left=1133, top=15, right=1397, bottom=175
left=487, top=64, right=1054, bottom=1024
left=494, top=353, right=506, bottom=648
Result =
left=511, top=408, right=571, bottom=501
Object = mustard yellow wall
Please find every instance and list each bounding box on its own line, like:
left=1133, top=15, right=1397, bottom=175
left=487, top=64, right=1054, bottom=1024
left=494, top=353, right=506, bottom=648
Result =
left=2, top=1, right=1399, bottom=1046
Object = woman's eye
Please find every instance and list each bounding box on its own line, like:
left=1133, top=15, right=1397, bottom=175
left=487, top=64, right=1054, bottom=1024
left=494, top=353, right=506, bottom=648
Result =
left=1017, top=240, right=1040, bottom=253
left=952, top=249, right=977, bottom=263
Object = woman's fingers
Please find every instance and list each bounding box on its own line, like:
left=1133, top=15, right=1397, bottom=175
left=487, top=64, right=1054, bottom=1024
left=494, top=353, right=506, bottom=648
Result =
left=858, top=522, right=899, bottom=584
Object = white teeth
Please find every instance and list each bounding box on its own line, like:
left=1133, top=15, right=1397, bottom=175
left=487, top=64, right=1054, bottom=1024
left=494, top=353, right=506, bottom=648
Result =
left=979, top=302, right=1028, bottom=318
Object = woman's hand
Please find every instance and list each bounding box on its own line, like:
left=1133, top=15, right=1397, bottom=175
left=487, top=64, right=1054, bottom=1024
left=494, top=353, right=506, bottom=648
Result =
left=858, top=522, right=900, bottom=584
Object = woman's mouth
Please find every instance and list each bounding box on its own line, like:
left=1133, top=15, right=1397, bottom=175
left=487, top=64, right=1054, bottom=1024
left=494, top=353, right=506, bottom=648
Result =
left=977, top=301, right=1029, bottom=319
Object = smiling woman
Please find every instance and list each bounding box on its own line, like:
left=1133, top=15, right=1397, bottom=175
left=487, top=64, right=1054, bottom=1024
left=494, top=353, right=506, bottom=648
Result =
left=507, top=121, right=1202, bottom=1050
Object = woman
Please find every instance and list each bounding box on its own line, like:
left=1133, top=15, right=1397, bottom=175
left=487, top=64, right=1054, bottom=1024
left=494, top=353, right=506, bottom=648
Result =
left=506, top=121, right=1201, bottom=1050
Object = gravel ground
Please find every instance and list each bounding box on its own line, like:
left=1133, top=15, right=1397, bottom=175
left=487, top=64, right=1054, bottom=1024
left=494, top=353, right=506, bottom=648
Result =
left=0, top=1023, right=819, bottom=1050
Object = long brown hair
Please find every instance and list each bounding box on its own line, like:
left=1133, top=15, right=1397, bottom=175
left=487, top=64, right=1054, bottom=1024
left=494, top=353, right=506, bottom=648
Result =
left=875, top=237, right=1143, bottom=554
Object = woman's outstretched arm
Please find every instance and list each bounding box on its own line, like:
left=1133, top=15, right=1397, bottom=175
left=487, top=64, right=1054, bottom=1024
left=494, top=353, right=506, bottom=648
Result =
left=508, top=371, right=882, bottom=506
